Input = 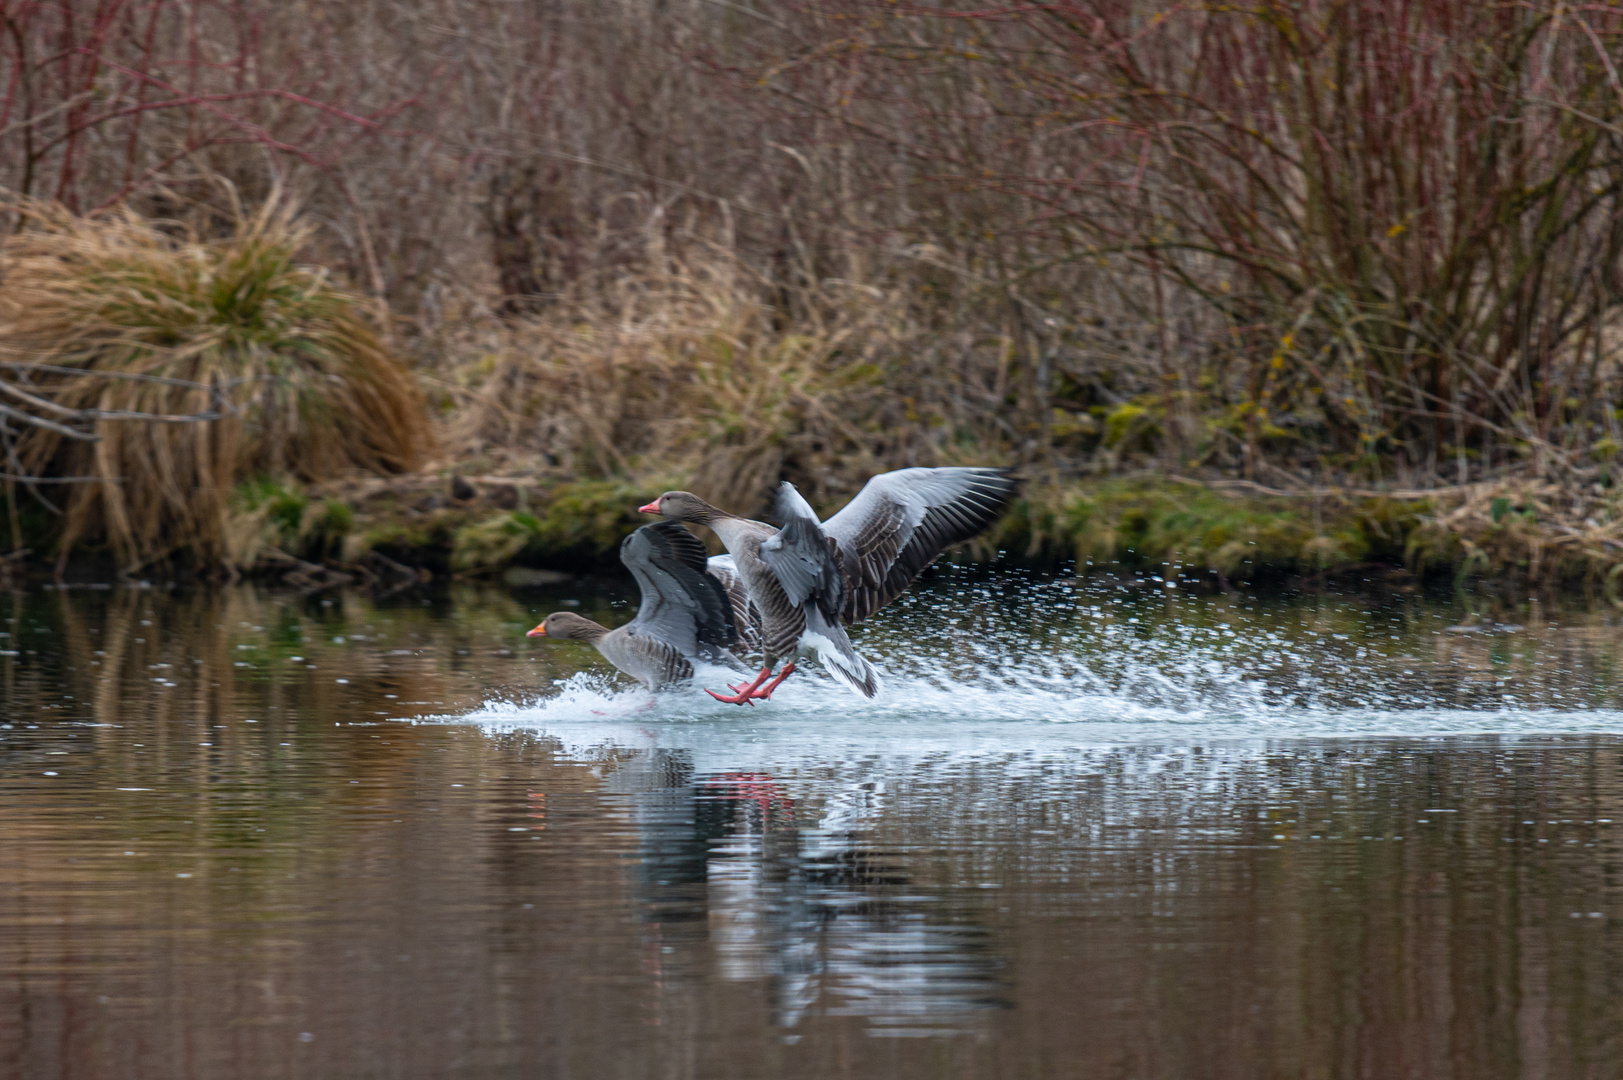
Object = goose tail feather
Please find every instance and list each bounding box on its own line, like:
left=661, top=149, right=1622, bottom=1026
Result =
left=803, top=607, right=880, bottom=699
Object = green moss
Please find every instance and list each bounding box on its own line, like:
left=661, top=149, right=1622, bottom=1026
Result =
left=299, top=500, right=354, bottom=560
left=358, top=514, right=467, bottom=563
left=230, top=481, right=358, bottom=561
left=235, top=478, right=308, bottom=537
left=222, top=472, right=1577, bottom=589
left=450, top=479, right=657, bottom=571
left=998, top=478, right=1434, bottom=581
left=1102, top=402, right=1160, bottom=453
left=317, top=500, right=354, bottom=534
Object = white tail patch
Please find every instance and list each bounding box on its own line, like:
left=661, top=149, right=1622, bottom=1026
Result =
left=803, top=608, right=881, bottom=699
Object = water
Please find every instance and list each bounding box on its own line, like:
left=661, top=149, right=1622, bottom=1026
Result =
left=3, top=570, right=1623, bottom=1078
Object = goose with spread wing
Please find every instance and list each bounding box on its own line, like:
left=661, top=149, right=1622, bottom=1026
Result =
left=637, top=466, right=1020, bottom=703
left=526, top=520, right=749, bottom=690
left=703, top=552, right=761, bottom=652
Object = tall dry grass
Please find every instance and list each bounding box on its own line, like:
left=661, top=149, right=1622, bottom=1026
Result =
left=0, top=197, right=425, bottom=571
left=439, top=252, right=1011, bottom=516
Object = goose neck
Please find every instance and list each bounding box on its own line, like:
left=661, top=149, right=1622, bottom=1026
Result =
left=574, top=620, right=611, bottom=642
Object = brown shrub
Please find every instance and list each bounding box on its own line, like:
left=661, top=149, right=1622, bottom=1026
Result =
left=434, top=252, right=1010, bottom=516
left=0, top=197, right=427, bottom=571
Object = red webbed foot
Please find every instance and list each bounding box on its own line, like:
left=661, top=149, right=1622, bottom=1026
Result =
left=706, top=666, right=773, bottom=706
left=748, top=663, right=796, bottom=700
left=705, top=687, right=758, bottom=706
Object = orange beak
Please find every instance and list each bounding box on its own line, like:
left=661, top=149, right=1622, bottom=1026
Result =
left=526, top=624, right=547, bottom=638
left=637, top=500, right=661, bottom=515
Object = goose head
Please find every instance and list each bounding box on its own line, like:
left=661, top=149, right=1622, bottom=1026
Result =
left=526, top=611, right=608, bottom=641
left=637, top=491, right=723, bottom=524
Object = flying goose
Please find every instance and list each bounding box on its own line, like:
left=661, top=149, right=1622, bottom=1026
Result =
left=527, top=520, right=748, bottom=690
left=638, top=466, right=1020, bottom=703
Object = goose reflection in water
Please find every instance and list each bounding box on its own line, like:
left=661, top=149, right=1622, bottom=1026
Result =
left=603, top=749, right=1007, bottom=1035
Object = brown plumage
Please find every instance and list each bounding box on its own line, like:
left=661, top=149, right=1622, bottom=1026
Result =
left=704, top=552, right=762, bottom=652
left=527, top=520, right=745, bottom=690
left=638, top=492, right=805, bottom=671
left=818, top=467, right=1022, bottom=623
left=639, top=467, right=1020, bottom=702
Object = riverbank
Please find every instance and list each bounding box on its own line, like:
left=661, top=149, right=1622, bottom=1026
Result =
left=3, top=3, right=1622, bottom=603
left=92, top=470, right=1614, bottom=598
left=6, top=200, right=1622, bottom=599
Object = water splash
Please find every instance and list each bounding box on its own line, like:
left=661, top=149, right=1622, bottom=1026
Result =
left=453, top=570, right=1623, bottom=757
left=427, top=576, right=1623, bottom=1041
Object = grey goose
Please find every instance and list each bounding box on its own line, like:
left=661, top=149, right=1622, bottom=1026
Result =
left=637, top=466, right=1020, bottom=703
left=527, top=520, right=750, bottom=690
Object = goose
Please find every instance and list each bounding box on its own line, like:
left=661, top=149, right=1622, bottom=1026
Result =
left=526, top=520, right=749, bottom=690
left=637, top=466, right=1020, bottom=703
left=704, top=551, right=761, bottom=652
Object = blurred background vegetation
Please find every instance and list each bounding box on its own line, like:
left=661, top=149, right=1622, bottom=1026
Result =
left=1, top=0, right=1622, bottom=587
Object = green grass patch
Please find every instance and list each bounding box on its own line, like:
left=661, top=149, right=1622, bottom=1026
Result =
left=1000, top=478, right=1431, bottom=580
left=451, top=479, right=662, bottom=572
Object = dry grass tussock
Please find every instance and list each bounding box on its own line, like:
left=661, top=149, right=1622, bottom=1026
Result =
left=1415, top=475, right=1623, bottom=593
left=0, top=197, right=427, bottom=572
left=437, top=256, right=1005, bottom=518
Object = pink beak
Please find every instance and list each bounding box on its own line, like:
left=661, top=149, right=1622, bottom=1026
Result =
left=526, top=625, right=546, bottom=638
left=637, top=500, right=661, bottom=515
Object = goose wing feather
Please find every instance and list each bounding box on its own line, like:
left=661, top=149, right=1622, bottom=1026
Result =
left=598, top=627, right=694, bottom=690
left=758, top=482, right=846, bottom=618
left=821, top=467, right=1021, bottom=623
left=706, top=554, right=761, bottom=650
left=620, top=521, right=738, bottom=655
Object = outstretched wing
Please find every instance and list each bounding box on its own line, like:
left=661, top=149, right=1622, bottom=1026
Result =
left=821, top=467, right=1021, bottom=623
left=758, top=481, right=846, bottom=619
left=706, top=554, right=761, bottom=650
left=620, top=521, right=738, bottom=656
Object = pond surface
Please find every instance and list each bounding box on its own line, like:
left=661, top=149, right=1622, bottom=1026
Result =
left=3, top=569, right=1623, bottom=1078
